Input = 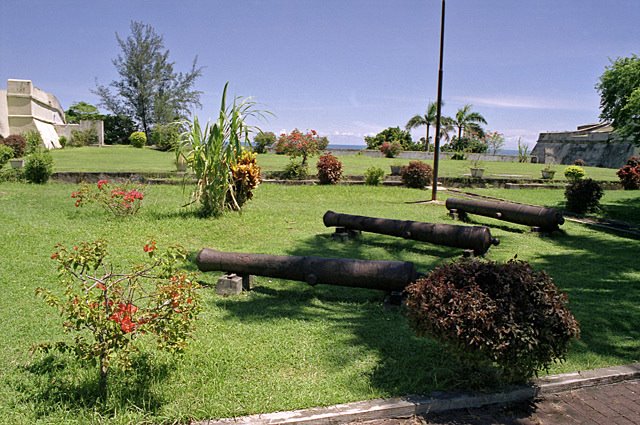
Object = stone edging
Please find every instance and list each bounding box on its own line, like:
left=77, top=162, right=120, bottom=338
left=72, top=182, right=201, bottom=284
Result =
left=195, top=363, right=640, bottom=425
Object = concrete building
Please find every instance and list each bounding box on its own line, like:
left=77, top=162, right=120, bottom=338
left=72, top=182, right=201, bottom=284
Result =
left=531, top=123, right=639, bottom=168
left=0, top=79, right=103, bottom=149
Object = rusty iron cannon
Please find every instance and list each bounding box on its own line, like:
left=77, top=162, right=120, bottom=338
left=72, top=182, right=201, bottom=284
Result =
left=323, top=210, right=499, bottom=256
left=445, top=197, right=565, bottom=232
left=196, top=248, right=419, bottom=293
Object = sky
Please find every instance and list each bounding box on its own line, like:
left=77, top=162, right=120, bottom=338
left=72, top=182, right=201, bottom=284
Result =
left=1, top=0, right=639, bottom=148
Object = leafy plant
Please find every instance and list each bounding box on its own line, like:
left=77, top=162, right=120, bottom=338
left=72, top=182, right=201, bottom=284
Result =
left=23, top=130, right=43, bottom=154
left=405, top=258, right=580, bottom=384
left=282, top=160, right=309, bottom=180
left=563, top=165, right=585, bottom=182
left=228, top=150, right=261, bottom=209
left=23, top=149, right=54, bottom=184
left=58, top=135, right=68, bottom=148
left=379, top=141, right=403, bottom=158
left=275, top=129, right=323, bottom=166
left=316, top=152, right=343, bottom=184
left=72, top=180, right=146, bottom=217
left=179, top=82, right=266, bottom=217
left=564, top=178, right=603, bottom=213
left=401, top=160, right=433, bottom=188
left=517, top=138, right=529, bottom=163
left=253, top=131, right=276, bottom=154
left=150, top=122, right=181, bottom=151
left=364, top=166, right=385, bottom=186
left=0, top=145, right=14, bottom=168
left=617, top=156, right=640, bottom=190
left=1, top=134, right=26, bottom=158
left=35, top=240, right=200, bottom=393
left=129, top=131, right=147, bottom=148
left=70, top=127, right=100, bottom=147
left=364, top=126, right=414, bottom=150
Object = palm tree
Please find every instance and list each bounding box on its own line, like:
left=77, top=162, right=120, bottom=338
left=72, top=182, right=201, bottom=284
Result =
left=405, top=101, right=439, bottom=151
left=451, top=104, right=487, bottom=142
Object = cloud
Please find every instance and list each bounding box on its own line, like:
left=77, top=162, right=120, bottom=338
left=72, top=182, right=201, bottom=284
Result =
left=451, top=95, right=594, bottom=111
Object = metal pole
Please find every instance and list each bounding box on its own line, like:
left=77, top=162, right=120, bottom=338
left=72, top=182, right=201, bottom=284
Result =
left=431, top=0, right=446, bottom=201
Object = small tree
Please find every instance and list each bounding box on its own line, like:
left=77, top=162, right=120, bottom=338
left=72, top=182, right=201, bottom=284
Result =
left=275, top=129, right=323, bottom=166
left=94, top=21, right=203, bottom=139
left=484, top=131, right=505, bottom=155
left=364, top=126, right=414, bottom=150
left=65, top=101, right=103, bottom=123
left=253, top=131, right=276, bottom=154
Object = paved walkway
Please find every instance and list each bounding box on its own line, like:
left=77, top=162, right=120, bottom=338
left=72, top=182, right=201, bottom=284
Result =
left=352, top=379, right=640, bottom=425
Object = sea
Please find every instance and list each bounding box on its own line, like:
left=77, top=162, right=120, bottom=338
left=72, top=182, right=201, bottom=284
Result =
left=327, top=144, right=519, bottom=156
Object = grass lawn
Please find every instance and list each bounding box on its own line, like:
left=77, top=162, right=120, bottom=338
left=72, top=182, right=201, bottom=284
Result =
left=0, top=180, right=638, bottom=424
left=49, top=146, right=621, bottom=181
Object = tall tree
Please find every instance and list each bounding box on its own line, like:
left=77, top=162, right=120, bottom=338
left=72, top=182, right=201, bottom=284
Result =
left=94, top=21, right=203, bottom=138
left=406, top=101, right=439, bottom=151
left=451, top=104, right=487, bottom=142
left=597, top=54, right=640, bottom=144
left=65, top=101, right=102, bottom=123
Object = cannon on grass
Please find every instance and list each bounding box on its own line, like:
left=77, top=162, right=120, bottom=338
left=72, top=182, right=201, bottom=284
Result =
left=196, top=248, right=419, bottom=296
left=445, top=197, right=564, bottom=233
left=323, top=210, right=499, bottom=256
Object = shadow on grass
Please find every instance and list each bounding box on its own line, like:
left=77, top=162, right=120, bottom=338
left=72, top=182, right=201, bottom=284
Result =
left=207, top=234, right=506, bottom=395
left=601, top=194, right=640, bottom=226
left=19, top=352, right=170, bottom=419
left=536, top=229, right=640, bottom=362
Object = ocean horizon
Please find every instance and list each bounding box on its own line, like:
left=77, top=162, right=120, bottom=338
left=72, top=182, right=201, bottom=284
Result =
left=327, top=144, right=520, bottom=156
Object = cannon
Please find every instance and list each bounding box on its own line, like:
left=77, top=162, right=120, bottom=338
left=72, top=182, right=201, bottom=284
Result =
left=323, top=210, right=499, bottom=256
left=445, top=197, right=564, bottom=232
left=196, top=248, right=418, bottom=292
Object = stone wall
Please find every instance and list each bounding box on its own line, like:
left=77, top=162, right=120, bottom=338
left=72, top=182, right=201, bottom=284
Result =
left=531, top=129, right=639, bottom=168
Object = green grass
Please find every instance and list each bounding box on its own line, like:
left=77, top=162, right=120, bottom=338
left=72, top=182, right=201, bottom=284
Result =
left=0, top=181, right=639, bottom=424
left=49, top=146, right=620, bottom=181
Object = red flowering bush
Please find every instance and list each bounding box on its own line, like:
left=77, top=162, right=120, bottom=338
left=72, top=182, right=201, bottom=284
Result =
left=316, top=152, right=343, bottom=184
left=1, top=134, right=27, bottom=158
left=379, top=140, right=403, bottom=158
left=72, top=180, right=145, bottom=217
left=617, top=156, right=640, bottom=190
left=35, top=240, right=200, bottom=391
left=275, top=129, right=324, bottom=165
left=401, top=160, right=433, bottom=188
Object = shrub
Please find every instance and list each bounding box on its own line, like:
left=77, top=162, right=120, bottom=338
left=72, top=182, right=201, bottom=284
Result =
left=405, top=258, right=580, bottom=384
left=23, top=129, right=43, bottom=154
left=103, top=114, right=137, bottom=145
left=282, top=160, right=308, bottom=180
left=58, top=135, right=68, bottom=148
left=564, top=178, right=604, bottom=214
left=563, top=165, right=585, bottom=182
left=364, top=166, right=385, bottom=186
left=253, top=131, right=276, bottom=154
left=401, top=160, right=433, bottom=188
left=151, top=123, right=180, bottom=151
left=129, top=131, right=147, bottom=148
left=574, top=158, right=586, bottom=166
left=379, top=141, right=403, bottom=158
left=36, top=240, right=200, bottom=393
left=23, top=150, right=54, bottom=184
left=617, top=156, right=640, bottom=190
left=1, top=134, right=26, bottom=158
left=0, top=167, right=24, bottom=182
left=72, top=180, right=145, bottom=217
left=228, top=150, right=261, bottom=209
left=275, top=129, right=323, bottom=165
left=0, top=145, right=14, bottom=168
left=364, top=126, right=413, bottom=150
left=316, top=152, right=343, bottom=184
left=69, top=127, right=99, bottom=147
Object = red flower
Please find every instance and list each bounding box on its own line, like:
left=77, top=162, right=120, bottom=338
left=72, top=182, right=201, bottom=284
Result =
left=120, top=316, right=137, bottom=333
left=97, top=180, right=109, bottom=190
left=96, top=283, right=107, bottom=291
left=143, top=240, right=157, bottom=253
left=51, top=252, right=59, bottom=260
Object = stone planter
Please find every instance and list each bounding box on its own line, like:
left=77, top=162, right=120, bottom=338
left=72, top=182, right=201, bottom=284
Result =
left=390, top=165, right=402, bottom=176
left=9, top=158, right=24, bottom=169
left=541, top=169, right=556, bottom=180
left=470, top=167, right=485, bottom=178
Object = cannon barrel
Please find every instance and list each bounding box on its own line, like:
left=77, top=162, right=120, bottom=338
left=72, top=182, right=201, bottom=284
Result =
left=196, top=248, right=418, bottom=292
left=445, top=197, right=564, bottom=231
left=323, top=210, right=499, bottom=255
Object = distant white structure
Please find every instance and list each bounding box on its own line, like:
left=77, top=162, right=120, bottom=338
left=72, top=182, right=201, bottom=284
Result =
left=0, top=79, right=103, bottom=149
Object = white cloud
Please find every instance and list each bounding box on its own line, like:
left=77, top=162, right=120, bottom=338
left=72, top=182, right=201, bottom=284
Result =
left=451, top=95, right=594, bottom=111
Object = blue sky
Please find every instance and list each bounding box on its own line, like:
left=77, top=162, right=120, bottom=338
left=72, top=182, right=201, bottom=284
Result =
left=1, top=0, right=638, bottom=148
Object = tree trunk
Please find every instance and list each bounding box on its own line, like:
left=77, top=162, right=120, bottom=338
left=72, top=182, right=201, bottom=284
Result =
left=425, top=125, right=430, bottom=152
